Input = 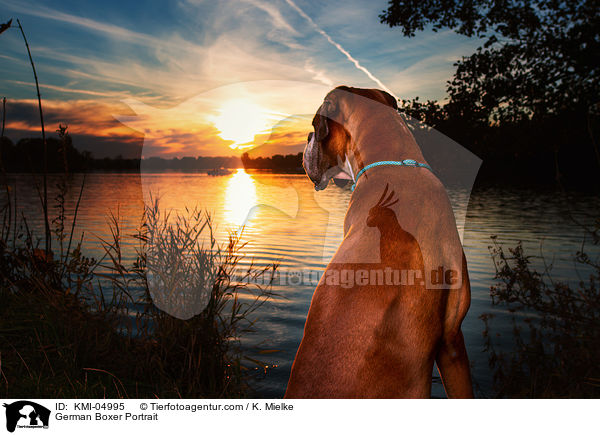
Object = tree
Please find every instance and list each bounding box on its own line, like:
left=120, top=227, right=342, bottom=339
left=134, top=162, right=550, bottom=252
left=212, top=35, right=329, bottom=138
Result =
left=381, top=1, right=600, bottom=184
left=381, top=0, right=600, bottom=124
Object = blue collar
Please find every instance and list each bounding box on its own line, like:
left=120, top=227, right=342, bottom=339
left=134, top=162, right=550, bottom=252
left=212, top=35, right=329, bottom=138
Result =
left=351, top=159, right=432, bottom=191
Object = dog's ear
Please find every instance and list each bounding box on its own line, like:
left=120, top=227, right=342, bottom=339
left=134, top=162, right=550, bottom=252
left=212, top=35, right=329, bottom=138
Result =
left=335, top=85, right=352, bottom=93
left=314, top=102, right=331, bottom=142
left=379, top=90, right=398, bottom=110
left=315, top=86, right=354, bottom=142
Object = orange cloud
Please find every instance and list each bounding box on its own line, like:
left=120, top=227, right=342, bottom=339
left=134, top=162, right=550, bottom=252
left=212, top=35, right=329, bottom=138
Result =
left=3, top=92, right=313, bottom=159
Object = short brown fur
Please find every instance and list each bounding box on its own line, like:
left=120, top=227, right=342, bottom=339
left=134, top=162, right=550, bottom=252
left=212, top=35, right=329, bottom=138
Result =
left=287, top=87, right=473, bottom=398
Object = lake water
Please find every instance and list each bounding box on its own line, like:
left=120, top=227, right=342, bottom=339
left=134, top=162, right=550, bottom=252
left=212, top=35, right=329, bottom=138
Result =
left=3, top=171, right=598, bottom=398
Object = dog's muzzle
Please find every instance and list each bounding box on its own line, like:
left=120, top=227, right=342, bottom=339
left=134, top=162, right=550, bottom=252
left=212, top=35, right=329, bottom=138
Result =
left=303, top=132, right=355, bottom=191
left=303, top=132, right=329, bottom=190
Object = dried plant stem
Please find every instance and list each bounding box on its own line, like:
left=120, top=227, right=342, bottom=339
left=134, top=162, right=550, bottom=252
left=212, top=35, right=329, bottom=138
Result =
left=16, top=19, right=50, bottom=255
left=62, top=174, right=86, bottom=278
left=1, top=96, right=5, bottom=138
left=0, top=97, right=11, bottom=242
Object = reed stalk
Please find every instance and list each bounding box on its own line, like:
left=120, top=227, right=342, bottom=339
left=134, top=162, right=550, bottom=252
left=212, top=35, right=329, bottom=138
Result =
left=16, top=19, right=50, bottom=255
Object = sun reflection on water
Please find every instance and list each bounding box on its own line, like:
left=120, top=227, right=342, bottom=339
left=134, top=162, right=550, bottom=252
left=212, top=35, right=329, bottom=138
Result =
left=224, top=169, right=258, bottom=228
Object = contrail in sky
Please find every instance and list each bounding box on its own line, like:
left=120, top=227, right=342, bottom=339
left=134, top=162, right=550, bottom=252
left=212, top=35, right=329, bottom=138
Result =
left=284, top=0, right=397, bottom=99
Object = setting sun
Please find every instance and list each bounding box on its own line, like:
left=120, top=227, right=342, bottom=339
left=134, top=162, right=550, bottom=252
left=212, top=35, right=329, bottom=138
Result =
left=213, top=99, right=273, bottom=148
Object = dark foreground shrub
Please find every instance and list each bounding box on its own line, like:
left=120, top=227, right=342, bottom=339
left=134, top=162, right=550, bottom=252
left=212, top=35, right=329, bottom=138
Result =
left=482, top=230, right=600, bottom=398
left=0, top=195, right=276, bottom=399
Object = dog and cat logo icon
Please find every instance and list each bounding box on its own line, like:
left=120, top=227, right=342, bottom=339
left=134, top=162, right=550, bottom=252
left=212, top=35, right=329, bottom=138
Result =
left=3, top=401, right=50, bottom=432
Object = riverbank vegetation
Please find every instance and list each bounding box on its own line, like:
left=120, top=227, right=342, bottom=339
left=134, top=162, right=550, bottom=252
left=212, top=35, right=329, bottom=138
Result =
left=0, top=182, right=276, bottom=398
left=481, top=228, right=600, bottom=398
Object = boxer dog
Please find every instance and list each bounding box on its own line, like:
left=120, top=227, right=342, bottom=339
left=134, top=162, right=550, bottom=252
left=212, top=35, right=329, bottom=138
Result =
left=285, top=86, right=473, bottom=398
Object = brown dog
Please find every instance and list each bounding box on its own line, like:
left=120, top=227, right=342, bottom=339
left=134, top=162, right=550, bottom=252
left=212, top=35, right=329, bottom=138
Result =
left=285, top=86, right=473, bottom=398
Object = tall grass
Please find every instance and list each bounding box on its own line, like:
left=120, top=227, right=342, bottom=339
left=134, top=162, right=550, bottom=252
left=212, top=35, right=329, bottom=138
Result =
left=0, top=96, right=278, bottom=397
left=0, top=160, right=277, bottom=399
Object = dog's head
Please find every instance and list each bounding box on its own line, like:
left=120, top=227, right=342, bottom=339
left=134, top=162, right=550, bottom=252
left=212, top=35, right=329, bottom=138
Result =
left=303, top=86, right=398, bottom=190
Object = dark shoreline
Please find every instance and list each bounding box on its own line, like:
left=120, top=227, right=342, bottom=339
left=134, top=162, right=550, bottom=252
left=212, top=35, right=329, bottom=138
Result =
left=3, top=169, right=598, bottom=193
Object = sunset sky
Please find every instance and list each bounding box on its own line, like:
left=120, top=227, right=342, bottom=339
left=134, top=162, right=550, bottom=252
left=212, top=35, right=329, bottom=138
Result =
left=0, top=0, right=480, bottom=158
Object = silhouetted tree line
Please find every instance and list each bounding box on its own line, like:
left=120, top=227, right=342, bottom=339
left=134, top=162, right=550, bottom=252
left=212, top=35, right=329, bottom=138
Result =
left=0, top=134, right=304, bottom=173
left=399, top=98, right=598, bottom=186
left=141, top=155, right=241, bottom=171
left=241, top=152, right=303, bottom=172
left=0, top=136, right=140, bottom=172
left=0, top=136, right=247, bottom=172
left=381, top=0, right=600, bottom=188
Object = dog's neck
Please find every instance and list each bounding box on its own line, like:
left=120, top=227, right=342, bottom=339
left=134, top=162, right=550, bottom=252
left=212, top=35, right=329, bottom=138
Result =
left=340, top=110, right=430, bottom=236
left=344, top=111, right=426, bottom=179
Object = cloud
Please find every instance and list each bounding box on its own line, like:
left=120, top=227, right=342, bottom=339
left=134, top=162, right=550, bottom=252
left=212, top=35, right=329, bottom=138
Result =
left=284, top=0, right=396, bottom=98
left=6, top=0, right=338, bottom=102
left=386, top=49, right=477, bottom=100
left=2, top=98, right=142, bottom=153
left=114, top=80, right=327, bottom=157
left=5, top=0, right=404, bottom=104
left=304, top=59, right=334, bottom=87
left=2, top=0, right=199, bottom=53
left=8, top=80, right=130, bottom=98
left=0, top=0, right=482, bottom=158
left=241, top=0, right=300, bottom=35
left=11, top=83, right=316, bottom=159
